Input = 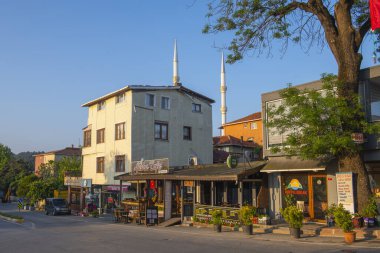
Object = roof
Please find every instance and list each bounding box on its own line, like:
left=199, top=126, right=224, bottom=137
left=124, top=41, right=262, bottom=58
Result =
left=261, top=156, right=326, bottom=173
left=81, top=84, right=215, bottom=107
left=223, top=112, right=262, bottom=126
left=213, top=149, right=229, bottom=163
left=115, top=161, right=267, bottom=181
left=33, top=147, right=82, bottom=157
left=213, top=135, right=258, bottom=148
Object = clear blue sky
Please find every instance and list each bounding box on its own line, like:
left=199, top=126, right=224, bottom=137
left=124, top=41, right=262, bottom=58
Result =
left=0, top=0, right=376, bottom=153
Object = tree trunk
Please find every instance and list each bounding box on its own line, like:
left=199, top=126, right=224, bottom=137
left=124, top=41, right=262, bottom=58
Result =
left=338, top=153, right=372, bottom=212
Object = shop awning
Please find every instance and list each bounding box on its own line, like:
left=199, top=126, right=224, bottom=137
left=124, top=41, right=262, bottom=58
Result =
left=260, top=157, right=326, bottom=173
left=115, top=161, right=267, bottom=181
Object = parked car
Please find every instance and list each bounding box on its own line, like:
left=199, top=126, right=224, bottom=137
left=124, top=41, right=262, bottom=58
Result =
left=45, top=198, right=71, bottom=216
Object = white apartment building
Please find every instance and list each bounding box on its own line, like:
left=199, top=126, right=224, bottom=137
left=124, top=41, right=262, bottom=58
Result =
left=81, top=43, right=214, bottom=206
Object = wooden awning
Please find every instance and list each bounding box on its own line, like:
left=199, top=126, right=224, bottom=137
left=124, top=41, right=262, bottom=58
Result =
left=261, top=157, right=326, bottom=173
left=115, top=161, right=267, bottom=182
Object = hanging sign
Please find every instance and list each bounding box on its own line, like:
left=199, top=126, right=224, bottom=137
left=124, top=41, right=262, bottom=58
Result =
left=227, top=155, right=238, bottom=168
left=64, top=176, right=82, bottom=186
left=184, top=181, right=194, bottom=187
left=131, top=158, right=169, bottom=175
left=336, top=172, right=355, bottom=213
left=351, top=133, right=364, bottom=144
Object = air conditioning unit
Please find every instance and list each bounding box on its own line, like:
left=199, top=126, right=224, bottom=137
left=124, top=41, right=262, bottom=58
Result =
left=188, top=156, right=198, bottom=166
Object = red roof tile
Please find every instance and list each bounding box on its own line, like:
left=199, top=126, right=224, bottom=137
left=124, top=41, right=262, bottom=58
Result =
left=224, top=112, right=261, bottom=125
left=213, top=135, right=258, bottom=148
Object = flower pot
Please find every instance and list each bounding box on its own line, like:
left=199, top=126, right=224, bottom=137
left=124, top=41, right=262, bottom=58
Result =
left=344, top=232, right=356, bottom=244
left=214, top=224, right=222, bottom=233
left=289, top=228, right=301, bottom=239
left=352, top=217, right=363, bottom=228
left=242, top=225, right=253, bottom=235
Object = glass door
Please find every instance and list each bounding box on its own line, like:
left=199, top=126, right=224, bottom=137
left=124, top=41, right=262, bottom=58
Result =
left=171, top=181, right=181, bottom=217
left=311, top=176, right=328, bottom=220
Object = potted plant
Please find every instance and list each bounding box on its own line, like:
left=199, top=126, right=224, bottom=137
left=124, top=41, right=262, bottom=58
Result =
left=333, top=204, right=355, bottom=244
left=258, top=214, right=271, bottom=225
left=211, top=209, right=223, bottom=232
left=325, top=203, right=337, bottom=227
left=239, top=206, right=255, bottom=235
left=352, top=213, right=363, bottom=228
left=362, top=196, right=378, bottom=228
left=281, top=205, right=303, bottom=239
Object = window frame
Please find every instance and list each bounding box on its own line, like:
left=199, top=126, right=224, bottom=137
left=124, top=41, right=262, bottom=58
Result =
left=192, top=103, right=202, bottom=113
left=97, top=101, right=106, bottom=111
left=83, top=130, right=91, bottom=147
left=115, top=155, right=125, bottom=172
left=250, top=122, right=258, bottom=130
left=116, top=93, right=125, bottom=104
left=154, top=121, right=169, bottom=141
left=183, top=126, right=192, bottom=141
left=145, top=93, right=155, bottom=107
left=96, top=128, right=105, bottom=144
left=161, top=96, right=170, bottom=110
left=115, top=122, right=125, bottom=140
left=96, top=157, right=105, bottom=173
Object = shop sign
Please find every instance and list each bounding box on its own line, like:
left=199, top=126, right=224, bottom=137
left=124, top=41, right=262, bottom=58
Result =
left=351, top=133, right=364, bottom=144
left=184, top=181, right=194, bottom=187
left=80, top=179, right=92, bottom=188
left=64, top=176, right=82, bottom=186
left=105, top=185, right=130, bottom=192
left=285, top=179, right=307, bottom=195
left=131, top=158, right=169, bottom=175
left=336, top=172, right=355, bottom=213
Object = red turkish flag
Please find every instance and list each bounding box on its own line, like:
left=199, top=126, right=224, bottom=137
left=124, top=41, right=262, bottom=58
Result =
left=370, top=0, right=380, bottom=30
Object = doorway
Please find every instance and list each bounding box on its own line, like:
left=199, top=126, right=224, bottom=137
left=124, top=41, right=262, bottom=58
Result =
left=309, top=175, right=328, bottom=220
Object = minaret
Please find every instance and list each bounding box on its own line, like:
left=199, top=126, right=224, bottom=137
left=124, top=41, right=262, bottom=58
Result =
left=220, top=52, right=227, bottom=135
left=173, top=40, right=180, bottom=86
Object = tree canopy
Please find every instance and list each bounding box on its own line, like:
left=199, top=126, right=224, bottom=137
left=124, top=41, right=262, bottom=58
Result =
left=267, top=74, right=380, bottom=160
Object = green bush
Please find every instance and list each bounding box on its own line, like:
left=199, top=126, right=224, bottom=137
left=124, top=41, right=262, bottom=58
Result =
left=0, top=212, right=23, bottom=220
left=361, top=196, right=378, bottom=218
left=333, top=204, right=353, bottom=233
left=211, top=209, right=223, bottom=225
left=284, top=194, right=296, bottom=207
left=281, top=205, right=303, bottom=229
left=239, top=206, right=256, bottom=225
left=325, top=203, right=337, bottom=217
left=90, top=210, right=99, bottom=218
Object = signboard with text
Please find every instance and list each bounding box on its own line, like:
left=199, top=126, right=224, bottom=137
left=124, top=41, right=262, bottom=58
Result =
left=131, top=158, right=169, bottom=175
left=336, top=172, right=355, bottom=213
left=64, top=176, right=82, bottom=186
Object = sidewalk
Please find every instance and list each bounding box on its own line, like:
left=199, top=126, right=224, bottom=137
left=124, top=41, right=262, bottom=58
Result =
left=159, top=224, right=380, bottom=248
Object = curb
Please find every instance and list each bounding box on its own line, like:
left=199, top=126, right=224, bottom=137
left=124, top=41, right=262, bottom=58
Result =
left=0, top=214, right=24, bottom=223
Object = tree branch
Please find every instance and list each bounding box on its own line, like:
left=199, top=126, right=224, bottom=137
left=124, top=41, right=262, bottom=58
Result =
left=355, top=18, right=370, bottom=49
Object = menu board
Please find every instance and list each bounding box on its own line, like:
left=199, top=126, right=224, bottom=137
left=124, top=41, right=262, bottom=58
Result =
left=336, top=172, right=355, bottom=213
left=146, top=206, right=158, bottom=226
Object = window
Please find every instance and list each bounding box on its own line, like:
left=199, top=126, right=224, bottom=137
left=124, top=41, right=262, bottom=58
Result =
left=96, top=157, right=105, bottom=173
left=83, top=130, right=91, bottom=147
left=97, top=128, right=105, bottom=144
left=115, top=155, right=125, bottom=172
left=155, top=122, right=168, bottom=140
left=183, top=126, right=192, bottom=140
left=251, top=122, right=258, bottom=130
left=161, top=96, right=170, bottom=109
left=116, top=93, right=125, bottom=104
left=192, top=103, right=201, bottom=112
left=244, top=123, right=248, bottom=128
left=115, top=123, right=125, bottom=140
left=145, top=93, right=155, bottom=107
left=97, top=101, right=105, bottom=111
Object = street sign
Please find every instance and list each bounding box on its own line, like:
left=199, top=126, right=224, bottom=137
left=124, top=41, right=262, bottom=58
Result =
left=17, top=199, right=23, bottom=211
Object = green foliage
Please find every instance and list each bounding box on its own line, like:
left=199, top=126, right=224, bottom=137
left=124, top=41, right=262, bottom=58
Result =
left=211, top=209, right=223, bottom=225
left=325, top=203, right=338, bottom=217
left=333, top=204, right=354, bottom=233
left=0, top=211, right=23, bottom=220
left=281, top=205, right=303, bottom=229
left=27, top=178, right=58, bottom=203
left=284, top=194, right=296, bottom=207
left=0, top=143, right=12, bottom=171
left=266, top=74, right=380, bottom=160
left=239, top=206, right=256, bottom=225
left=203, top=1, right=370, bottom=63
left=16, top=174, right=38, bottom=197
left=361, top=196, right=379, bottom=218
left=90, top=210, right=99, bottom=218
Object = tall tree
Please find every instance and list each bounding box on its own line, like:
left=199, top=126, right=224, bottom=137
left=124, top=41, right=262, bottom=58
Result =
left=203, top=0, right=374, bottom=210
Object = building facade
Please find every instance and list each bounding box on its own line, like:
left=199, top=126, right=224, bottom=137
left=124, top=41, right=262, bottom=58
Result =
left=261, top=65, right=380, bottom=220
left=81, top=85, right=214, bottom=205
left=34, top=147, right=81, bottom=175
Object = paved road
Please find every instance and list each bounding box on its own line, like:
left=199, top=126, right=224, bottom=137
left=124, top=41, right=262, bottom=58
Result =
left=1, top=203, right=379, bottom=253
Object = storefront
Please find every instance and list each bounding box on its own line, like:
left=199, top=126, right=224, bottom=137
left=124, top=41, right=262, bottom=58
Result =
left=262, top=156, right=338, bottom=221
left=115, top=160, right=268, bottom=224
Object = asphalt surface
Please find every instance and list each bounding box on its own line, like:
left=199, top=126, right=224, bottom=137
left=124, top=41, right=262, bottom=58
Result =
left=0, top=203, right=379, bottom=253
